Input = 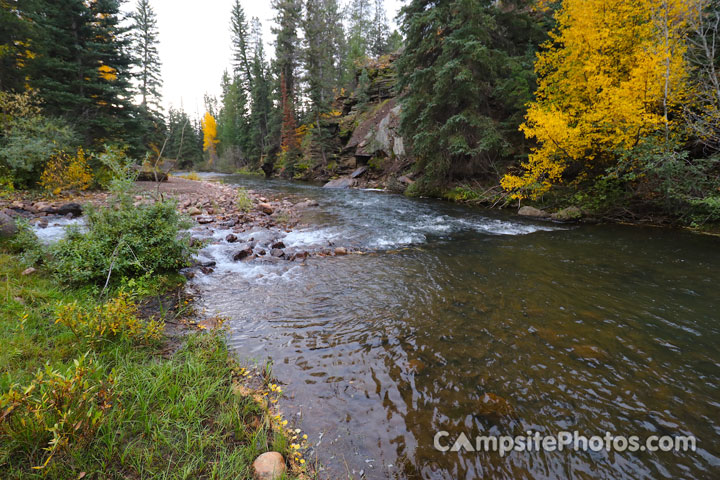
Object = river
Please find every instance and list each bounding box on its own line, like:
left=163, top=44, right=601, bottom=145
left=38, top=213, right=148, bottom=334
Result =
left=190, top=174, right=720, bottom=480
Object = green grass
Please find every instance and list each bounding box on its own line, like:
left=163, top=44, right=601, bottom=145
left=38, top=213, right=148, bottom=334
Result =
left=0, top=252, right=297, bottom=479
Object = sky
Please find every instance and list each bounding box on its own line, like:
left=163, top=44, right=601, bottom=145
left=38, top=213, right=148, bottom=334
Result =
left=122, top=0, right=405, bottom=118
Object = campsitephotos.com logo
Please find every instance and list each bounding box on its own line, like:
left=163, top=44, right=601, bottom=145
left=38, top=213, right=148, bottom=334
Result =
left=434, top=430, right=697, bottom=457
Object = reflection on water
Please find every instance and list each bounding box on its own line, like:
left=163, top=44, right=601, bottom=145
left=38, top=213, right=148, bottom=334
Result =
left=195, top=175, right=720, bottom=479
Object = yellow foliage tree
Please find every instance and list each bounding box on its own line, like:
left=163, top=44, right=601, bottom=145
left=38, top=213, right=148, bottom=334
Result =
left=501, top=0, right=692, bottom=199
left=201, top=112, right=219, bottom=165
left=40, top=148, right=93, bottom=195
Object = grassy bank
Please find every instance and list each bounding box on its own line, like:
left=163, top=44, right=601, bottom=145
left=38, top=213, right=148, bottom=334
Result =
left=0, top=252, right=299, bottom=479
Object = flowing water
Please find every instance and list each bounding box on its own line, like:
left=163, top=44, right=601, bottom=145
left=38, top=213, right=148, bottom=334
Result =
left=192, top=175, right=720, bottom=480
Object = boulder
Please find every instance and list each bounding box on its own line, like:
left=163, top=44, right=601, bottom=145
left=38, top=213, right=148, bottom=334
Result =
left=323, top=177, right=356, bottom=189
left=258, top=203, right=274, bottom=215
left=334, top=247, right=348, bottom=256
left=233, top=245, right=254, bottom=261
left=0, top=212, right=17, bottom=238
left=295, top=200, right=319, bottom=209
left=551, top=206, right=583, bottom=222
left=187, top=206, right=202, bottom=216
left=398, top=175, right=414, bottom=185
left=270, top=248, right=284, bottom=258
left=49, top=203, right=82, bottom=217
left=271, top=241, right=285, bottom=250
left=518, top=206, right=550, bottom=218
left=252, top=452, right=286, bottom=480
left=196, top=216, right=214, bottom=224
left=225, top=233, right=238, bottom=243
left=350, top=166, right=368, bottom=179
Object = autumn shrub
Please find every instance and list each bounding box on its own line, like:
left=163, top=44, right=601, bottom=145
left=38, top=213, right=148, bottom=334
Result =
left=0, top=353, right=115, bottom=470
left=39, top=147, right=94, bottom=195
left=55, top=293, right=163, bottom=345
left=0, top=92, right=79, bottom=188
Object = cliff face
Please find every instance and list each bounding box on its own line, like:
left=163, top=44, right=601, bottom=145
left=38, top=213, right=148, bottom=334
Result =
left=296, top=55, right=417, bottom=192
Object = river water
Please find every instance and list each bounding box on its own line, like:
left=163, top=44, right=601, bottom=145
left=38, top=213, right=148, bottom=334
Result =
left=192, top=174, right=720, bottom=480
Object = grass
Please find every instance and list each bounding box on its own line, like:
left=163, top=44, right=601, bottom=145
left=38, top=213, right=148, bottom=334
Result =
left=0, top=251, right=299, bottom=479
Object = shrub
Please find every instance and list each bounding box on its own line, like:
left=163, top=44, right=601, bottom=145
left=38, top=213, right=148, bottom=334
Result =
left=55, top=293, right=163, bottom=345
left=51, top=199, right=195, bottom=285
left=0, top=353, right=115, bottom=470
left=3, top=219, right=43, bottom=267
left=236, top=188, right=253, bottom=212
left=0, top=92, right=79, bottom=188
left=39, top=147, right=94, bottom=195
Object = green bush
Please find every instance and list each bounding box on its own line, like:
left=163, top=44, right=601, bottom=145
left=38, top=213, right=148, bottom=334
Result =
left=51, top=199, right=195, bottom=285
left=2, top=219, right=43, bottom=267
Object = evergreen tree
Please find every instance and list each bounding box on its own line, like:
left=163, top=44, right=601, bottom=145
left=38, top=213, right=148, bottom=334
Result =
left=369, top=0, right=389, bottom=57
left=344, top=0, right=373, bottom=84
left=131, top=0, right=162, bottom=114
left=249, top=18, right=273, bottom=162
left=230, top=0, right=253, bottom=91
left=272, top=0, right=302, bottom=174
left=217, top=70, right=250, bottom=167
left=303, top=0, right=343, bottom=164
left=398, top=0, right=548, bottom=189
left=131, top=0, right=164, bottom=150
left=25, top=0, right=139, bottom=148
left=0, top=0, right=33, bottom=92
left=166, top=107, right=203, bottom=167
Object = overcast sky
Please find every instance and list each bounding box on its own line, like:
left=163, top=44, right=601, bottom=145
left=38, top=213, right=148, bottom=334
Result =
left=122, top=0, right=405, bottom=117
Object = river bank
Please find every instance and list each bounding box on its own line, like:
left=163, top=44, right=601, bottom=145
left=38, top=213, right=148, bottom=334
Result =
left=0, top=177, right=316, bottom=479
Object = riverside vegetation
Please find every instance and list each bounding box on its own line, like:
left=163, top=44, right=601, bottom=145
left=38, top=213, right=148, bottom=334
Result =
left=0, top=155, right=306, bottom=478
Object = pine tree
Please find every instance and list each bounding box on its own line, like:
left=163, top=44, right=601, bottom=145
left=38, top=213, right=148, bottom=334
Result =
left=272, top=0, right=302, bottom=174
left=0, top=0, right=33, bottom=92
left=249, top=18, right=273, bottom=162
left=344, top=0, right=373, bottom=82
left=369, top=0, right=389, bottom=57
left=131, top=0, right=163, bottom=116
left=25, top=0, right=139, bottom=148
left=166, top=107, right=203, bottom=167
left=230, top=0, right=253, bottom=92
left=398, top=0, right=548, bottom=189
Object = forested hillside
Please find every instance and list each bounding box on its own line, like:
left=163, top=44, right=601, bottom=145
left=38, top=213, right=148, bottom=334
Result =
left=2, top=0, right=719, bottom=227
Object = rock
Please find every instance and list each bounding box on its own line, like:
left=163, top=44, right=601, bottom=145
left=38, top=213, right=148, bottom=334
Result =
left=187, top=206, right=202, bottom=216
left=398, top=175, right=414, bottom=185
left=551, top=206, right=583, bottom=222
left=350, top=166, right=368, bottom=179
left=518, top=206, right=550, bottom=218
left=334, top=247, right=348, bottom=256
left=200, top=266, right=214, bottom=275
left=37, top=218, right=49, bottom=229
left=252, top=452, right=286, bottom=480
left=0, top=212, right=17, bottom=238
left=49, top=203, right=82, bottom=217
left=225, top=233, right=238, bottom=243
left=196, top=260, right=216, bottom=268
left=258, top=203, right=274, bottom=215
left=323, top=177, right=356, bottom=189
left=196, top=216, right=214, bottom=224
left=476, top=393, right=514, bottom=418
left=21, top=267, right=36, bottom=276
left=408, top=359, right=426, bottom=374
left=271, top=241, right=285, bottom=249
left=295, top=200, right=319, bottom=209
left=233, top=245, right=254, bottom=261
left=270, top=248, right=284, bottom=258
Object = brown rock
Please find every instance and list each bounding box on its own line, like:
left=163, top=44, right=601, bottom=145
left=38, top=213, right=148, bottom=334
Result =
left=258, top=203, right=274, bottom=215
left=196, top=216, right=214, bottom=224
left=233, top=245, right=254, bottom=261
left=477, top=393, right=514, bottom=418
left=518, top=206, right=550, bottom=218
left=187, top=206, right=202, bottom=216
left=271, top=241, right=285, bottom=249
left=225, top=233, right=238, bottom=243
left=252, top=452, right=286, bottom=480
left=334, top=247, right=348, bottom=256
